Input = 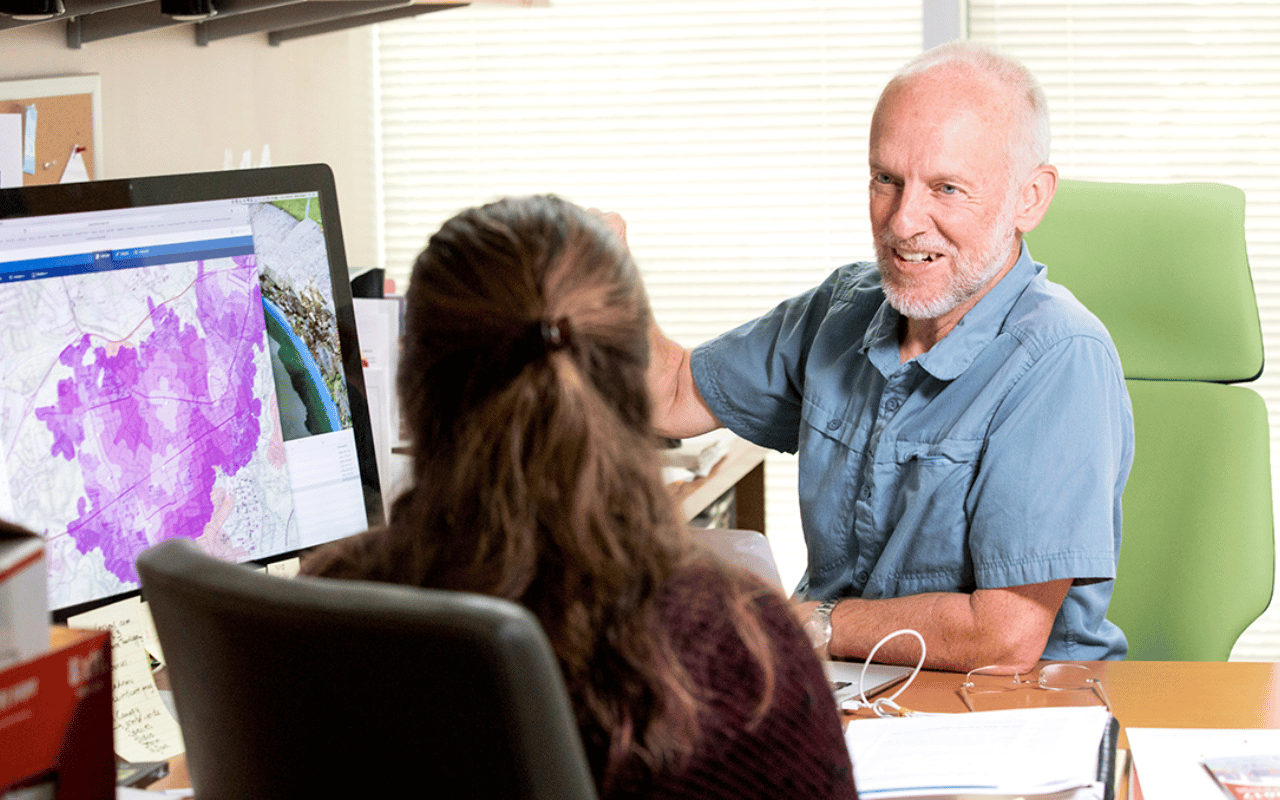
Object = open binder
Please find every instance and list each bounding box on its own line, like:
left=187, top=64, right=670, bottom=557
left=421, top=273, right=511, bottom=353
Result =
left=844, top=705, right=1120, bottom=800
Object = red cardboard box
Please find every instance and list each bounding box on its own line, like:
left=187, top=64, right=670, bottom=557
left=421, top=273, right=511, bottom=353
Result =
left=1, top=627, right=113, bottom=800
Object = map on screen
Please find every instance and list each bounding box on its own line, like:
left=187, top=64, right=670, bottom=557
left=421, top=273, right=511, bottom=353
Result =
left=5, top=245, right=298, bottom=609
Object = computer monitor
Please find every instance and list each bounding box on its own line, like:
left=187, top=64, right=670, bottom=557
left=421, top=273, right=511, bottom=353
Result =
left=0, top=164, right=384, bottom=621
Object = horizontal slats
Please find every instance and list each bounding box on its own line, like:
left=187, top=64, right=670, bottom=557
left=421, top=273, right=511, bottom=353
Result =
left=376, top=0, right=922, bottom=591
left=972, top=0, right=1280, bottom=661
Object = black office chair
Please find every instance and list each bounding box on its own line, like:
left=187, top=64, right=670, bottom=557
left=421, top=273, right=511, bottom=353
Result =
left=136, top=537, right=599, bottom=800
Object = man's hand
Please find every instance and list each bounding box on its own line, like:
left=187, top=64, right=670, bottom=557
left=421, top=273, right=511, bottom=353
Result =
left=588, top=208, right=722, bottom=440
left=589, top=207, right=628, bottom=244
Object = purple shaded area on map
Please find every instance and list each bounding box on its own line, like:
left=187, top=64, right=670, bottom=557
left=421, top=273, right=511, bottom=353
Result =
left=35, top=256, right=266, bottom=585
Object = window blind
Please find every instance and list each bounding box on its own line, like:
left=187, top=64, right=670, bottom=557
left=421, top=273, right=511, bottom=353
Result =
left=968, top=1, right=1280, bottom=660
left=375, top=0, right=921, bottom=591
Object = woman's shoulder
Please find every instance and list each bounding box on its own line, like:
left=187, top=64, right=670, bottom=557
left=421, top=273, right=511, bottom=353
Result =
left=653, top=558, right=836, bottom=724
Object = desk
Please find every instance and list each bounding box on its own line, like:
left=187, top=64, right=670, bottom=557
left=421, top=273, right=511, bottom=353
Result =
left=846, top=660, right=1280, bottom=799
left=849, top=660, right=1280, bottom=736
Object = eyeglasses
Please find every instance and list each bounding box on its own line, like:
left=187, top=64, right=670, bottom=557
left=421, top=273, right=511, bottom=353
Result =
left=960, top=663, right=1111, bottom=713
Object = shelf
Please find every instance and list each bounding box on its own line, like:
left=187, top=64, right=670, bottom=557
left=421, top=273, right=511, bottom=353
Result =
left=0, top=0, right=543, bottom=47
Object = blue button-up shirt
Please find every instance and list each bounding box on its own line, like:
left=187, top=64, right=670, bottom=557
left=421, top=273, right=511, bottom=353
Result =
left=691, top=244, right=1132, bottom=660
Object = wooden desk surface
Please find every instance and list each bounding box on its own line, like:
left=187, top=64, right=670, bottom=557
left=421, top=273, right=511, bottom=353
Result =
left=848, top=660, right=1280, bottom=743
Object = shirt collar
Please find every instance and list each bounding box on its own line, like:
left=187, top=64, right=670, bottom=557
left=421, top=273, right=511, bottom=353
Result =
left=861, top=242, right=1042, bottom=380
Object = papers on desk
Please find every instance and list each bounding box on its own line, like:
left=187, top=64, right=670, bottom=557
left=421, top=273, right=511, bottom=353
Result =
left=118, top=789, right=193, bottom=799
left=844, top=705, right=1116, bottom=799
left=68, top=598, right=186, bottom=762
left=1126, top=728, right=1280, bottom=800
left=659, top=430, right=733, bottom=483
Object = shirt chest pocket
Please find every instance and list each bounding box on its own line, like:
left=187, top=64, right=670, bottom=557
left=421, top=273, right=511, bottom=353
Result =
left=869, top=439, right=986, bottom=595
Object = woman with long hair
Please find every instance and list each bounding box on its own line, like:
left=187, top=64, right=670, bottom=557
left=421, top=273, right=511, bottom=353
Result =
left=301, top=195, right=856, bottom=799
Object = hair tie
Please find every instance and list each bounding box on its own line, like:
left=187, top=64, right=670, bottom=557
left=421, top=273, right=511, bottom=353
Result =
left=540, top=317, right=573, bottom=352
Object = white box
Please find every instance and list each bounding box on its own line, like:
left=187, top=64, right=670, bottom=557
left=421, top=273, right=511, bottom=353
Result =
left=0, top=520, right=46, bottom=670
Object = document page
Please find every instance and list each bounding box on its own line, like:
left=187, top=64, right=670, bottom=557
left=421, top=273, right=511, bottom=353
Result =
left=844, top=705, right=1111, bottom=799
left=1126, top=728, right=1280, bottom=800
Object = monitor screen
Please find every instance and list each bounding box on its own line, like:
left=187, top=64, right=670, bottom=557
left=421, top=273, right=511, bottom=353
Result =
left=0, top=164, right=384, bottom=620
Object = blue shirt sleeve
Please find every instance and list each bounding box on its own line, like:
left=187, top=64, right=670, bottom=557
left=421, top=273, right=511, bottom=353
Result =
left=691, top=267, right=870, bottom=454
left=968, top=334, right=1133, bottom=589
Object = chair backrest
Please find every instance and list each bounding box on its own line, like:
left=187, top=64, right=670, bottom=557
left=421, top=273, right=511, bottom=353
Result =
left=137, top=537, right=599, bottom=800
left=1026, top=179, right=1275, bottom=661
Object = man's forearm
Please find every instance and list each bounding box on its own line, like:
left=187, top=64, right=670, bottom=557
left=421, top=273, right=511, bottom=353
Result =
left=647, top=320, right=720, bottom=439
left=808, top=579, right=1072, bottom=673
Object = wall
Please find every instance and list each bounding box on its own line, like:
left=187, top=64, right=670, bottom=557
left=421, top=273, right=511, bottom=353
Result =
left=0, top=20, right=380, bottom=271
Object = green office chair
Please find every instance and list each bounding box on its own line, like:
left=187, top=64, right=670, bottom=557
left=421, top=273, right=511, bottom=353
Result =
left=1026, top=179, right=1275, bottom=661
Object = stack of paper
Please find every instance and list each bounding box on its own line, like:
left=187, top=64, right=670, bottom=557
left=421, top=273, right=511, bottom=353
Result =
left=659, top=431, right=732, bottom=481
left=844, top=705, right=1115, bottom=799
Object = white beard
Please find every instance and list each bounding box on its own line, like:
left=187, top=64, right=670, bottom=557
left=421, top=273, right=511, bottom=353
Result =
left=877, top=201, right=1019, bottom=320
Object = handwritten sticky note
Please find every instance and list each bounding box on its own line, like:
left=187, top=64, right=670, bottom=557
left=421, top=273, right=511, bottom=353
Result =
left=265, top=556, right=300, bottom=578
left=137, top=600, right=166, bottom=668
left=68, top=597, right=186, bottom=762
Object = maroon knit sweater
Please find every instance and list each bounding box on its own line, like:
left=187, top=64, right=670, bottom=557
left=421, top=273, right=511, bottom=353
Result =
left=603, top=566, right=858, bottom=800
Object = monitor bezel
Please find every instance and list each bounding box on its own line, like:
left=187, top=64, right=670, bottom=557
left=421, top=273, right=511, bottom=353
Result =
left=0, top=163, right=385, bottom=622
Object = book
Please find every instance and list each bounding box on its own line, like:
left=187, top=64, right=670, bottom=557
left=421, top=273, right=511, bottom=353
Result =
left=1202, top=754, right=1280, bottom=800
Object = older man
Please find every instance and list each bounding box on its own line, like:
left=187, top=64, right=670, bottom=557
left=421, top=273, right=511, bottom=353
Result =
left=645, top=42, right=1133, bottom=672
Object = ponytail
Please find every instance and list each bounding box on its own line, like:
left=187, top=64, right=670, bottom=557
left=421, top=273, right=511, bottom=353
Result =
left=377, top=195, right=778, bottom=789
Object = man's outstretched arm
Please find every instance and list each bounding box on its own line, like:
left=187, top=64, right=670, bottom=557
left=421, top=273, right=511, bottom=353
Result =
left=593, top=209, right=723, bottom=440
left=798, top=579, right=1072, bottom=673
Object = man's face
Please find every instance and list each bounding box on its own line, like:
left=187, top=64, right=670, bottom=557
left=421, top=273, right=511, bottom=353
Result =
left=868, top=69, right=1023, bottom=322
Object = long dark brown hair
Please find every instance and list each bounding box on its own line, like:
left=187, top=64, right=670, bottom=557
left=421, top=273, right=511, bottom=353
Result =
left=340, top=195, right=777, bottom=789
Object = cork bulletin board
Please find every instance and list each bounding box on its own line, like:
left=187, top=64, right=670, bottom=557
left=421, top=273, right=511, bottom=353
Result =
left=0, top=75, right=102, bottom=187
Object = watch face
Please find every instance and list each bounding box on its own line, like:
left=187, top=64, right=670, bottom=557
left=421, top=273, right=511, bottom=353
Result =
left=804, top=608, right=833, bottom=652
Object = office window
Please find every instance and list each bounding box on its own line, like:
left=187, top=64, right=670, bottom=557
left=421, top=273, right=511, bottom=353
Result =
left=968, top=1, right=1280, bottom=660
left=375, top=0, right=921, bottom=591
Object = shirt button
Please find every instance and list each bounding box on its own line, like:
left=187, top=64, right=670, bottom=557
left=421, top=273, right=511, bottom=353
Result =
left=826, top=419, right=840, bottom=431
left=885, top=397, right=901, bottom=411
left=857, top=570, right=869, bottom=584
left=860, top=485, right=871, bottom=500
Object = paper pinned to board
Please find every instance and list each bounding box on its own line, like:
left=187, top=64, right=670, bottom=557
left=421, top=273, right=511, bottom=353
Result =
left=68, top=598, right=186, bottom=762
left=0, top=113, right=22, bottom=189
left=60, top=145, right=90, bottom=183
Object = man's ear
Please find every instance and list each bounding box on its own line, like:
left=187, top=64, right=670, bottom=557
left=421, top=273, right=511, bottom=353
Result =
left=1014, top=164, right=1059, bottom=235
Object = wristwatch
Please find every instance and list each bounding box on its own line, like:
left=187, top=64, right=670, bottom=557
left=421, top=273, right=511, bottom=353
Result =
left=803, top=597, right=839, bottom=656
